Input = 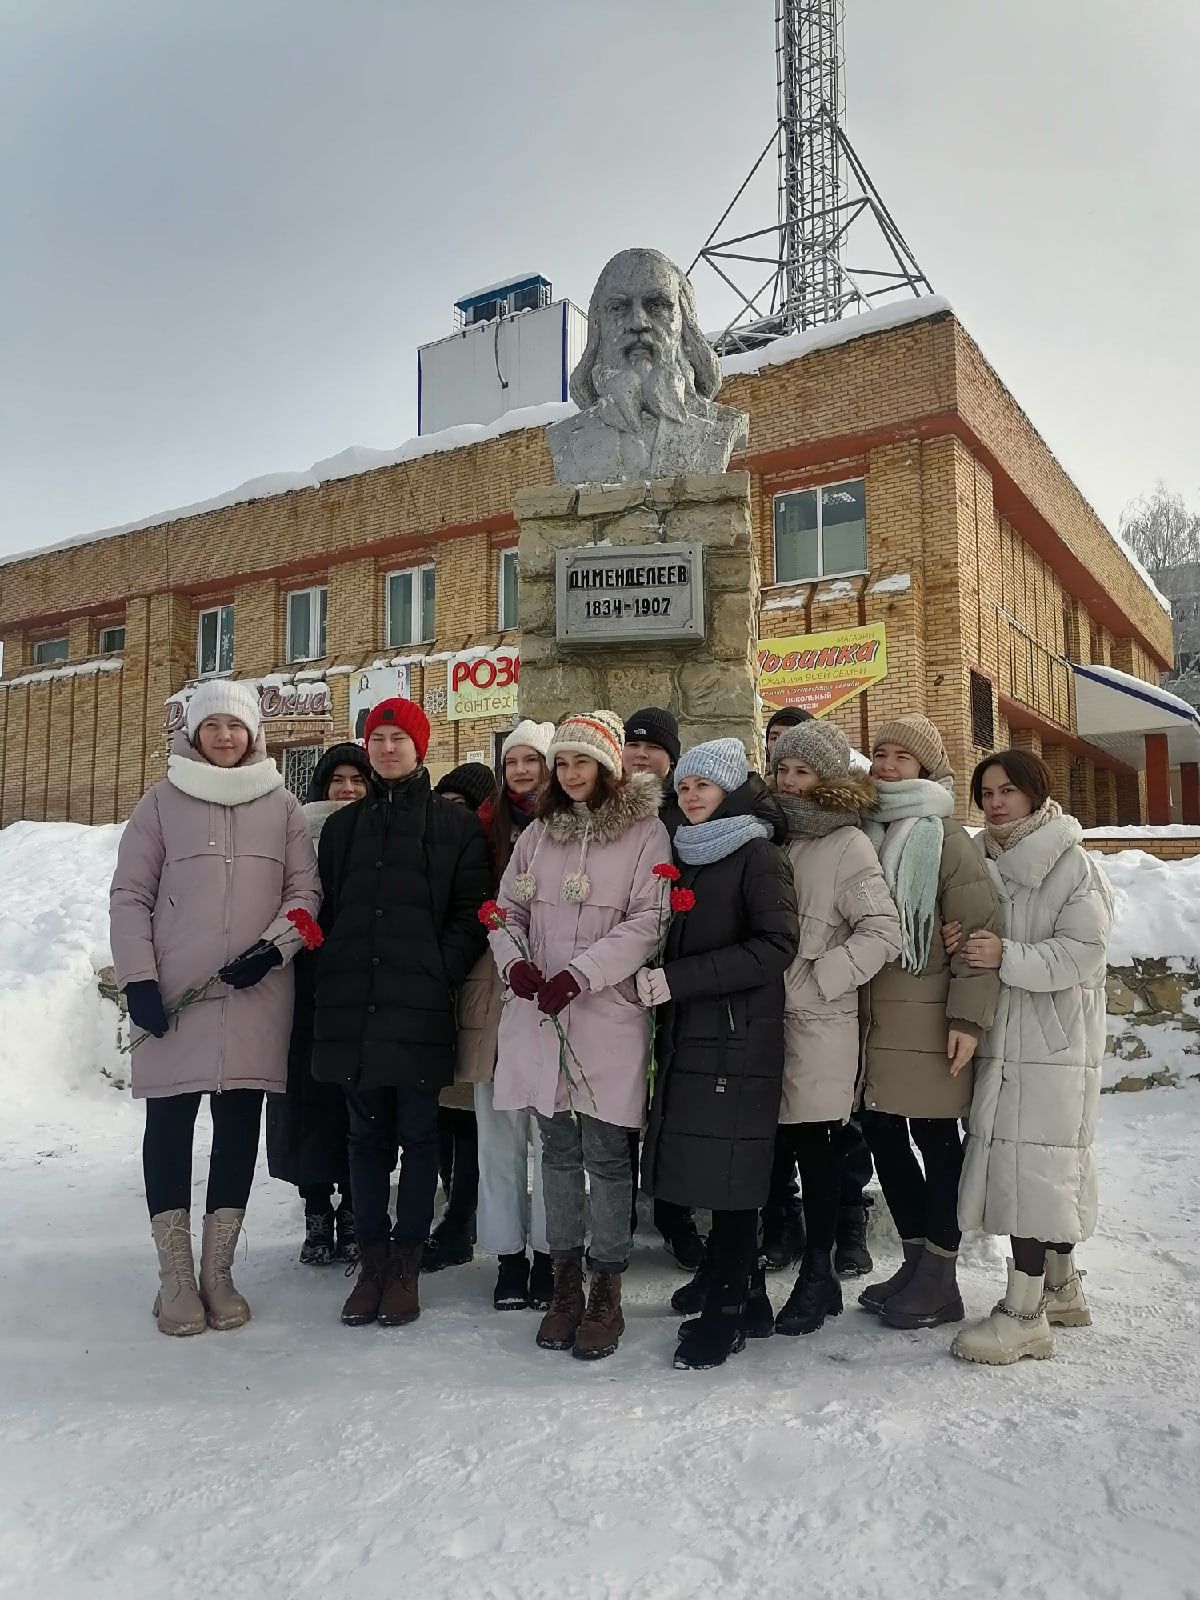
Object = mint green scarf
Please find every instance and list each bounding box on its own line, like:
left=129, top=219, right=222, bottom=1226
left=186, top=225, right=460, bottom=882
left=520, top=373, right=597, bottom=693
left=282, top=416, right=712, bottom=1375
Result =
left=862, top=778, right=955, bottom=973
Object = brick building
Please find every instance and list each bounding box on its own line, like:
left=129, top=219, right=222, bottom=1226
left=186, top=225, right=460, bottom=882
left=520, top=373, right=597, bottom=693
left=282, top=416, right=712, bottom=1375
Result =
left=0, top=299, right=1174, bottom=827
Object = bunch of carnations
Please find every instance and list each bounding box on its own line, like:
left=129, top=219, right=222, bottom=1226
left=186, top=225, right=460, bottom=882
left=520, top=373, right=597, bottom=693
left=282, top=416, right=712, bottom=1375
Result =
left=477, top=899, right=597, bottom=1113
left=123, top=908, right=323, bottom=1053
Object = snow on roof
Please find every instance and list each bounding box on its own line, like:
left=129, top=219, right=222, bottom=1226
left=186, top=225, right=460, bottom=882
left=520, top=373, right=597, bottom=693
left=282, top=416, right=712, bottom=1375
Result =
left=455, top=272, right=547, bottom=306
left=718, top=294, right=954, bottom=377
left=1074, top=662, right=1200, bottom=726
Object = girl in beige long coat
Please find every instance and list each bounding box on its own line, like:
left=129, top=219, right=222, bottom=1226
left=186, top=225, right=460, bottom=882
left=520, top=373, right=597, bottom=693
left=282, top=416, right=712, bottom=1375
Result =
left=855, top=713, right=1002, bottom=1333
left=769, top=720, right=902, bottom=1338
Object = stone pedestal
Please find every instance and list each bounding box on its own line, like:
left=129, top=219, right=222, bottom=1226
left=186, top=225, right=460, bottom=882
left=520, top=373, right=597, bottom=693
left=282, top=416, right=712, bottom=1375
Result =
left=514, top=471, right=761, bottom=761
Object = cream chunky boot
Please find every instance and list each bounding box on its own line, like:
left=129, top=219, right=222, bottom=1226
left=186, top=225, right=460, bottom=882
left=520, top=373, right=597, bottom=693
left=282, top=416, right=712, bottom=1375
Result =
left=199, top=1208, right=251, bottom=1330
left=1044, top=1248, right=1091, bottom=1327
left=150, top=1209, right=207, bottom=1337
left=951, top=1260, right=1054, bottom=1365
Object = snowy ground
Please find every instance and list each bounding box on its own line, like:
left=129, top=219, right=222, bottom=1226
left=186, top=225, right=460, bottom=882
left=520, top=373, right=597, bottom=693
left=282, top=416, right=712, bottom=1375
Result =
left=2, top=824, right=1199, bottom=1599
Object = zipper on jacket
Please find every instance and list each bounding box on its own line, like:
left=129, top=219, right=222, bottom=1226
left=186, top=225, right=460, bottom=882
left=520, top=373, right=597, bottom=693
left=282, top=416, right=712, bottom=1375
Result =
left=218, top=804, right=232, bottom=1093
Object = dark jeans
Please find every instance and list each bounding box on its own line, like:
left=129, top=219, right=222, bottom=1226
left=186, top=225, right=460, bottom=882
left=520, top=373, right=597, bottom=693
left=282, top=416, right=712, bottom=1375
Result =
left=437, top=1106, right=479, bottom=1226
left=346, top=1084, right=441, bottom=1248
left=143, top=1090, right=264, bottom=1217
left=861, top=1110, right=963, bottom=1251
left=781, top=1122, right=840, bottom=1252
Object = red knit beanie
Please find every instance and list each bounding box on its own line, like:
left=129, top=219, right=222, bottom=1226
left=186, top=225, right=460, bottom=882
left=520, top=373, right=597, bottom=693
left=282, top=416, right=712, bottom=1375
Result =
left=362, top=697, right=430, bottom=762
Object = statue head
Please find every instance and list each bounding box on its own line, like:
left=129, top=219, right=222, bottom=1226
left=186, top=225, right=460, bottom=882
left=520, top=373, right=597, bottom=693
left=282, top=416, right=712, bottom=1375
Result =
left=569, top=248, right=722, bottom=433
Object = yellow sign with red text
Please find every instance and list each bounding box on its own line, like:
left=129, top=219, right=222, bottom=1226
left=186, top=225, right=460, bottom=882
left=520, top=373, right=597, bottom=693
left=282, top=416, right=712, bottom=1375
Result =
left=758, top=623, right=887, bottom=717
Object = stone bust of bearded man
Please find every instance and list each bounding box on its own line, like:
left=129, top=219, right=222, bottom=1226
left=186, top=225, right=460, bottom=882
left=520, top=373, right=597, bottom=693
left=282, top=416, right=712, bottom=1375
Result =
left=547, top=247, right=749, bottom=485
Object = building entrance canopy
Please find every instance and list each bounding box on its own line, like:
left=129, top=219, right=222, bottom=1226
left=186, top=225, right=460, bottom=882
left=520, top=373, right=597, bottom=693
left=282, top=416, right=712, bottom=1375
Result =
left=1072, top=663, right=1200, bottom=770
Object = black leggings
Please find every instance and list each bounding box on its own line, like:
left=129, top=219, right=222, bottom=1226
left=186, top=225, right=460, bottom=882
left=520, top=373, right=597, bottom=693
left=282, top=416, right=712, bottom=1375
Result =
left=710, top=1209, right=759, bottom=1287
left=143, top=1090, right=264, bottom=1218
left=437, top=1106, right=479, bottom=1226
left=779, top=1122, right=840, bottom=1252
left=860, top=1110, right=963, bottom=1251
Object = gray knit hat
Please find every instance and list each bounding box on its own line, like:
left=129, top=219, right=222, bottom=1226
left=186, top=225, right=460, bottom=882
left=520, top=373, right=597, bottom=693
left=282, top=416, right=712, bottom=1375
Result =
left=674, top=738, right=748, bottom=795
left=771, top=718, right=851, bottom=779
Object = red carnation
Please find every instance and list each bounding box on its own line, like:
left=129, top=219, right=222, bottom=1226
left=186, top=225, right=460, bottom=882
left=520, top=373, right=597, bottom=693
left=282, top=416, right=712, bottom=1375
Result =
left=478, top=899, right=507, bottom=928
left=286, top=909, right=324, bottom=951
left=652, top=862, right=681, bottom=881
left=669, top=887, right=696, bottom=914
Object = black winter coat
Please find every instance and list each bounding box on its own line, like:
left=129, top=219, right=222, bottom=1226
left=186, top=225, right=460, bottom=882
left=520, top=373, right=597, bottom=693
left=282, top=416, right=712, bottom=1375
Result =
left=642, top=777, right=799, bottom=1212
left=266, top=945, right=352, bottom=1190
left=310, top=767, right=491, bottom=1093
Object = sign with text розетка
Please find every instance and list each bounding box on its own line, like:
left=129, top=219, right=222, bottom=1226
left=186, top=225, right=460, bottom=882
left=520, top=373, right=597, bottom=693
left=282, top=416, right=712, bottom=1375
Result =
left=556, top=542, right=704, bottom=645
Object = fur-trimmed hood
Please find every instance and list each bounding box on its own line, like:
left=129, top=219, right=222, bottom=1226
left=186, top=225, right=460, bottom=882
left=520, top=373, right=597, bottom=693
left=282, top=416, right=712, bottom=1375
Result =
left=810, top=772, right=877, bottom=814
left=541, top=770, right=663, bottom=846
left=772, top=771, right=877, bottom=841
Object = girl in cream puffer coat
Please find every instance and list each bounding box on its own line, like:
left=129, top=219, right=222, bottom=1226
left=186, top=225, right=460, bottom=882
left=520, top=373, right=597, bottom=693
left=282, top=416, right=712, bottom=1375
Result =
left=769, top=720, right=902, bottom=1338
left=950, top=749, right=1112, bottom=1367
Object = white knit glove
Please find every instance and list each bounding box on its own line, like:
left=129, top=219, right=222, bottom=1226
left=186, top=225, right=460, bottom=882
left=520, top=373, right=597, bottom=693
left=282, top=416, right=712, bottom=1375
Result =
left=636, top=966, right=671, bottom=1007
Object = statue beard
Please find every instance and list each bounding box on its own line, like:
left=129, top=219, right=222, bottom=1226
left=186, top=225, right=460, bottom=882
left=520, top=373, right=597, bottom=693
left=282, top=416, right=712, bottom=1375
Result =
left=590, top=354, right=691, bottom=434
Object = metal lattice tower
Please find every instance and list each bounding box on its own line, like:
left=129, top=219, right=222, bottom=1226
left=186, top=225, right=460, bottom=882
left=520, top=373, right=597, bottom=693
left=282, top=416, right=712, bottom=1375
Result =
left=691, top=0, right=933, bottom=355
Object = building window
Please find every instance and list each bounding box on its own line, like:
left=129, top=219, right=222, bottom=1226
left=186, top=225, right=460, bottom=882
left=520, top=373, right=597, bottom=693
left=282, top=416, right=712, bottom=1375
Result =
left=33, top=637, right=69, bottom=665
left=386, top=564, right=435, bottom=647
left=773, top=477, right=867, bottom=584
left=98, top=625, right=125, bottom=654
left=197, top=605, right=235, bottom=676
left=970, top=669, right=995, bottom=749
left=286, top=586, right=328, bottom=663
left=498, top=548, right=519, bottom=630
left=282, top=745, right=323, bottom=799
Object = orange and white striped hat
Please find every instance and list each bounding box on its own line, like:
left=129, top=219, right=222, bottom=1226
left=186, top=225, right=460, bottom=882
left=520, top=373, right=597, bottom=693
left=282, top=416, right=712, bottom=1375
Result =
left=547, top=710, right=626, bottom=778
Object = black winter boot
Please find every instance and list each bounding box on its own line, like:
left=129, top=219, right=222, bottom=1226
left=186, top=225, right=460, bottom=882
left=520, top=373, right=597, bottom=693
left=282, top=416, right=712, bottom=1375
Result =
left=673, top=1281, right=748, bottom=1370
left=299, top=1208, right=336, bottom=1266
left=670, top=1236, right=715, bottom=1315
left=493, top=1251, right=530, bottom=1310
left=775, top=1248, right=844, bottom=1336
left=422, top=1214, right=474, bottom=1273
left=528, top=1250, right=554, bottom=1311
left=659, top=1211, right=707, bottom=1273
left=834, top=1205, right=872, bottom=1277
left=679, top=1260, right=774, bottom=1340
left=335, top=1204, right=358, bottom=1264
left=761, top=1204, right=806, bottom=1272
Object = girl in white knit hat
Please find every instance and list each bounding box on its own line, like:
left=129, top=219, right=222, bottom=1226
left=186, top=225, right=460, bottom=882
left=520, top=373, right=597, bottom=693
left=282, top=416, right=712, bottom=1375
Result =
left=109, top=678, right=321, bottom=1336
left=457, top=718, right=557, bottom=1313
left=488, top=710, right=671, bottom=1361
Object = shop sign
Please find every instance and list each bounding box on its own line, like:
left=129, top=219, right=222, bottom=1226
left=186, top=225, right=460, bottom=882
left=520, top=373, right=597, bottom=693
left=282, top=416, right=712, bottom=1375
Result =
left=164, top=677, right=332, bottom=736
left=757, top=622, right=887, bottom=717
left=350, top=666, right=411, bottom=741
left=447, top=646, right=520, bottom=722
left=556, top=543, right=704, bottom=644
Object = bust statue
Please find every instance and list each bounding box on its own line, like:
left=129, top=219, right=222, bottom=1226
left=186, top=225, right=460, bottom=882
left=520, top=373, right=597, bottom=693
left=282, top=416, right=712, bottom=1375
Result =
left=547, top=248, right=749, bottom=485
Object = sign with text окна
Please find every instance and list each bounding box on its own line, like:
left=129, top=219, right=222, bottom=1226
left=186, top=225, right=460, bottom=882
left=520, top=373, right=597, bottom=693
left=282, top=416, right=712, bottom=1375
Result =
left=350, top=665, right=411, bottom=742
left=556, top=542, right=704, bottom=645
left=447, top=646, right=520, bottom=722
left=758, top=622, right=887, bottom=717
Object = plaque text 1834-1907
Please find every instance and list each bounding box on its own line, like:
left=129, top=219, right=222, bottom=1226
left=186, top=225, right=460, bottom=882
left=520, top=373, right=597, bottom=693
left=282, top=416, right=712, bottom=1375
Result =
left=555, top=542, right=705, bottom=645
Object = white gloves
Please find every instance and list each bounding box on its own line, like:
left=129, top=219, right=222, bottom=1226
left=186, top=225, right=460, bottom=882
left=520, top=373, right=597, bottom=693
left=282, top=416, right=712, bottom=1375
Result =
left=636, top=966, right=671, bottom=1007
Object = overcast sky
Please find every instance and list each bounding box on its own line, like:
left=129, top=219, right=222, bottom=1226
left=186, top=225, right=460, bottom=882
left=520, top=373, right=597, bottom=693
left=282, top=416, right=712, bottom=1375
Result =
left=1, top=0, right=1197, bottom=562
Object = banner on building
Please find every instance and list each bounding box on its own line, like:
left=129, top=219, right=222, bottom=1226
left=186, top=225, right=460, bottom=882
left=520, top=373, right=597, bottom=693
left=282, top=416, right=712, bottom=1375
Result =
left=757, top=622, right=887, bottom=717
left=164, top=676, right=333, bottom=736
left=447, top=646, right=520, bottom=722
left=350, top=665, right=411, bottom=741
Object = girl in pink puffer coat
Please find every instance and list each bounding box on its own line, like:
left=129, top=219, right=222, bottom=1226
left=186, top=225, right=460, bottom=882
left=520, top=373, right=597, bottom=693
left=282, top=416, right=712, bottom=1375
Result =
left=109, top=679, right=320, bottom=1338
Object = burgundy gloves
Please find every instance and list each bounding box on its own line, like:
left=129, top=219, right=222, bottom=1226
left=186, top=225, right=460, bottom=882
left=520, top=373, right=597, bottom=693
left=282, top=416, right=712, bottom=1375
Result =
left=507, top=959, right=544, bottom=999
left=537, top=969, right=582, bottom=1016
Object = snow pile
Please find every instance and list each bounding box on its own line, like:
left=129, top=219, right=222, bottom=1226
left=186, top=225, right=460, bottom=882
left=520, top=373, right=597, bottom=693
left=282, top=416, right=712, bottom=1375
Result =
left=0, top=821, right=128, bottom=1123
left=1092, top=847, right=1200, bottom=965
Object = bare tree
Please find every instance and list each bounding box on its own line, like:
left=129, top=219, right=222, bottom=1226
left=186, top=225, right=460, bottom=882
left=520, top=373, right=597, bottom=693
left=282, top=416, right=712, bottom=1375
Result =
left=1119, top=481, right=1200, bottom=575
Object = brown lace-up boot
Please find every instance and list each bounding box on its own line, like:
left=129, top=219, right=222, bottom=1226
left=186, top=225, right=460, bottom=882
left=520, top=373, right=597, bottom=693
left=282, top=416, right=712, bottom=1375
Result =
left=572, top=1271, right=625, bottom=1361
left=341, top=1239, right=389, bottom=1326
left=535, top=1258, right=586, bottom=1351
left=378, top=1243, right=423, bottom=1327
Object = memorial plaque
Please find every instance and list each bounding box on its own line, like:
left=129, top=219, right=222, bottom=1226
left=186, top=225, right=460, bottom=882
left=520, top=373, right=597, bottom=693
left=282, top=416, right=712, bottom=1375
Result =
left=556, top=542, right=705, bottom=645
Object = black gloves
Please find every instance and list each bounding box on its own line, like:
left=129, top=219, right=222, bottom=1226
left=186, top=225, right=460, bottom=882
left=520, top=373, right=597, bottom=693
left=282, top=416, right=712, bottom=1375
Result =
left=125, top=980, right=169, bottom=1038
left=218, top=941, right=284, bottom=990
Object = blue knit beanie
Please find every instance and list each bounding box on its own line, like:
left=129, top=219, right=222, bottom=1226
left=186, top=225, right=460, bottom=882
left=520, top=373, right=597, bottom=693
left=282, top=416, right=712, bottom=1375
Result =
left=674, top=738, right=749, bottom=795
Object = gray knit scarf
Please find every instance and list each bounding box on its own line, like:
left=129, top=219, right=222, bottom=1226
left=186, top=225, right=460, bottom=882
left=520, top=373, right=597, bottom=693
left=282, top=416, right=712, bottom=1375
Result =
left=777, top=792, right=854, bottom=840
left=862, top=778, right=955, bottom=973
left=674, top=813, right=772, bottom=866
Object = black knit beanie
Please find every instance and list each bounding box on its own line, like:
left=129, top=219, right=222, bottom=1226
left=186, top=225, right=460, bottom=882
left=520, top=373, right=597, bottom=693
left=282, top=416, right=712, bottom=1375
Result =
left=435, top=762, right=498, bottom=813
left=306, top=742, right=372, bottom=803
left=765, top=705, right=813, bottom=741
left=623, top=706, right=681, bottom=766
